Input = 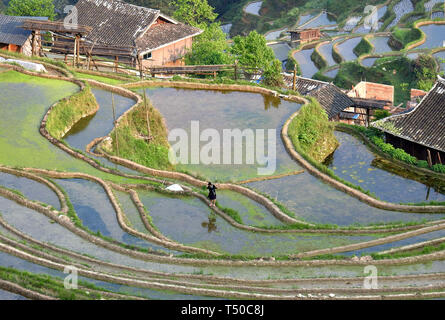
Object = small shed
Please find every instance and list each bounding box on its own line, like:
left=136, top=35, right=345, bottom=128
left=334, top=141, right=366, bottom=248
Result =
left=289, top=28, right=321, bottom=44
left=0, top=14, right=47, bottom=56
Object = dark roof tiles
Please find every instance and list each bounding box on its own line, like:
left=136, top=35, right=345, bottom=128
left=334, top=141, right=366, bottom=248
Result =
left=0, top=14, right=47, bottom=46
left=74, top=0, right=201, bottom=52
left=373, top=77, right=445, bottom=152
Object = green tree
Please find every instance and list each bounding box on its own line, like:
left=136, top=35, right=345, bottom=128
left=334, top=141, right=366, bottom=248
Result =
left=413, top=54, right=437, bottom=91
left=171, top=0, right=217, bottom=28
left=373, top=109, right=391, bottom=121
left=230, top=30, right=276, bottom=70
left=263, top=59, right=284, bottom=87
left=7, top=0, right=55, bottom=19
left=186, top=22, right=233, bottom=65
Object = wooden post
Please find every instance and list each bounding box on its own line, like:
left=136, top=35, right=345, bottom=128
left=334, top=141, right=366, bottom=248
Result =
left=112, top=93, right=119, bottom=158
left=427, top=149, right=433, bottom=167
left=37, top=31, right=42, bottom=56
left=366, top=107, right=370, bottom=127
left=293, top=65, right=297, bottom=91
left=72, top=36, right=77, bottom=67
left=76, top=35, right=80, bottom=68
left=114, top=56, right=119, bottom=73
left=31, top=31, right=37, bottom=56
left=234, top=61, right=238, bottom=81
left=438, top=152, right=442, bottom=165
left=143, top=89, right=152, bottom=142
left=138, top=55, right=143, bottom=79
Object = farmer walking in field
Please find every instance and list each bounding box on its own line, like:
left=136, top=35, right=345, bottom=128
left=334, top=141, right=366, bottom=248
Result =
left=207, top=182, right=217, bottom=208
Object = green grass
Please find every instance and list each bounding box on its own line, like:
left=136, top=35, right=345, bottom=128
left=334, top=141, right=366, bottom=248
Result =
left=71, top=71, right=129, bottom=85
left=391, top=27, right=423, bottom=49
left=353, top=37, right=373, bottom=57
left=0, top=266, right=101, bottom=300
left=287, top=97, right=339, bottom=162
left=334, top=57, right=417, bottom=105
left=104, top=96, right=173, bottom=171
left=46, top=84, right=98, bottom=140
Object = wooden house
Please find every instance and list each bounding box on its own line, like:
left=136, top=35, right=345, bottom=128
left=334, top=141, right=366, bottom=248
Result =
left=0, top=14, right=47, bottom=56
left=285, top=75, right=384, bottom=126
left=289, top=28, right=321, bottom=45
left=348, top=81, right=394, bottom=109
left=42, top=0, right=202, bottom=68
left=373, top=76, right=445, bottom=165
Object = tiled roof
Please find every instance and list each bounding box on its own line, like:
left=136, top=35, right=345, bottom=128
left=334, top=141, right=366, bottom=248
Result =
left=373, top=77, right=445, bottom=153
left=0, top=15, right=47, bottom=46
left=283, top=76, right=354, bottom=118
left=74, top=0, right=201, bottom=52
left=309, top=84, right=355, bottom=119
left=351, top=97, right=386, bottom=109
left=136, top=22, right=202, bottom=53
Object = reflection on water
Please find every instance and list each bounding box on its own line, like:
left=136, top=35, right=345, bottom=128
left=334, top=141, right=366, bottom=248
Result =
left=369, top=36, right=392, bottom=54
left=248, top=173, right=445, bottom=226
left=293, top=48, right=318, bottom=78
left=57, top=178, right=175, bottom=253
left=0, top=172, right=60, bottom=209
left=362, top=57, right=378, bottom=67
left=244, top=1, right=262, bottom=15
left=337, top=37, right=362, bottom=62
left=138, top=190, right=376, bottom=256
left=304, top=12, right=337, bottom=28
left=144, top=87, right=302, bottom=182
left=328, top=131, right=445, bottom=203
left=319, top=38, right=342, bottom=66
left=64, top=88, right=134, bottom=151
left=418, top=25, right=445, bottom=49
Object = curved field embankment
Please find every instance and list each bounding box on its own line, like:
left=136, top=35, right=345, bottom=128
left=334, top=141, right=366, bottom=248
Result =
left=282, top=109, right=445, bottom=214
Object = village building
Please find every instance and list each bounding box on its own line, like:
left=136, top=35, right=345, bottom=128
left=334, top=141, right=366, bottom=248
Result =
left=22, top=0, right=202, bottom=69
left=289, top=28, right=321, bottom=45
left=71, top=0, right=202, bottom=68
left=373, top=76, right=445, bottom=165
left=407, top=88, right=428, bottom=109
left=0, top=14, right=47, bottom=56
left=348, top=81, right=394, bottom=109
left=284, top=75, right=384, bottom=126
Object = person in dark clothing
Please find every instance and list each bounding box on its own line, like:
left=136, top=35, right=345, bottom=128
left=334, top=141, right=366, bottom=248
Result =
left=207, top=182, right=217, bottom=207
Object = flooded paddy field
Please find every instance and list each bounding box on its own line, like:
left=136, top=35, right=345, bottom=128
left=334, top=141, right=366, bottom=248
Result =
left=56, top=178, right=175, bottom=253
left=323, top=68, right=339, bottom=78
left=64, top=88, right=134, bottom=151
left=0, top=195, right=198, bottom=274
left=303, top=12, right=337, bottom=29
left=361, top=57, right=378, bottom=67
left=344, top=229, right=445, bottom=257
left=137, top=190, right=377, bottom=256
left=336, top=37, right=362, bottom=62
left=319, top=39, right=343, bottom=66
left=144, top=87, right=303, bottom=182
left=0, top=251, right=211, bottom=300
left=369, top=36, right=392, bottom=54
left=244, top=1, right=262, bottom=16
left=387, top=0, right=414, bottom=30
left=0, top=289, right=27, bottom=300
left=417, top=24, right=445, bottom=49
left=293, top=48, right=318, bottom=78
left=247, top=173, right=445, bottom=226
left=328, top=131, right=445, bottom=204
left=0, top=172, right=60, bottom=209
left=3, top=64, right=445, bottom=299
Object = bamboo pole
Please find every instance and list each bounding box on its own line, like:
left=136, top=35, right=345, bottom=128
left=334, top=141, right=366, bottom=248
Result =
left=143, top=90, right=152, bottom=143
left=112, top=93, right=120, bottom=157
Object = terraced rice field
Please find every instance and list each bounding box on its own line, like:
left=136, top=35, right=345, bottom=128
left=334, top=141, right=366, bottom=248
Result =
left=2, top=55, right=445, bottom=301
